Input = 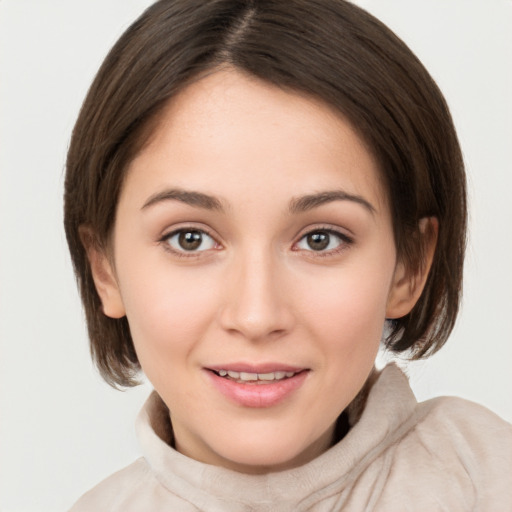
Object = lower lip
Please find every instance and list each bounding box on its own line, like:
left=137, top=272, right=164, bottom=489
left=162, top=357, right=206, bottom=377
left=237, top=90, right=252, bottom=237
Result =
left=205, top=370, right=309, bottom=408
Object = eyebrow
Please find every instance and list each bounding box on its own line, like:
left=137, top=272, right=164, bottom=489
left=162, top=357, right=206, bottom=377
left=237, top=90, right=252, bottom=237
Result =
left=141, top=188, right=224, bottom=212
left=289, top=190, right=376, bottom=215
left=141, top=187, right=375, bottom=215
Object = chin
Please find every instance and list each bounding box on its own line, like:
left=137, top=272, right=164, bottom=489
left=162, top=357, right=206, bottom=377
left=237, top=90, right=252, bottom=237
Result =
left=209, top=424, right=333, bottom=474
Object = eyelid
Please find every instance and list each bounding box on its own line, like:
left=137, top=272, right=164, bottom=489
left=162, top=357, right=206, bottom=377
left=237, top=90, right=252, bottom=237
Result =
left=157, top=223, right=353, bottom=258
left=294, top=223, right=354, bottom=242
left=292, top=225, right=354, bottom=255
left=158, top=224, right=222, bottom=257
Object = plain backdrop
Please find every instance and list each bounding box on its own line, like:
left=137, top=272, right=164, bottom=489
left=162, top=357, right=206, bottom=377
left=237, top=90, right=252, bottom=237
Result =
left=1, top=1, right=511, bottom=511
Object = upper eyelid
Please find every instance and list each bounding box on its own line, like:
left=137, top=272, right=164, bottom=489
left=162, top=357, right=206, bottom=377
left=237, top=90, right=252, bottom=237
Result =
left=160, top=224, right=219, bottom=241
left=158, top=223, right=353, bottom=249
left=292, top=226, right=354, bottom=255
left=159, top=226, right=222, bottom=254
left=294, top=224, right=354, bottom=242
left=159, top=227, right=221, bottom=258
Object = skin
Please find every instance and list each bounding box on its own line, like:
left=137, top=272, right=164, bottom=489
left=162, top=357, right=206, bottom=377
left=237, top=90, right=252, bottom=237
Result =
left=88, top=69, right=433, bottom=474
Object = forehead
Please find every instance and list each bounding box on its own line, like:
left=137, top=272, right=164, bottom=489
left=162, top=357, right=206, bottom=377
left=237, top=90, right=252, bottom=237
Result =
left=124, top=69, right=389, bottom=215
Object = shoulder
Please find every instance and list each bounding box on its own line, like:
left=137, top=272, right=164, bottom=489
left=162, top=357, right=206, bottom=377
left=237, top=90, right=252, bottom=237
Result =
left=68, top=456, right=200, bottom=512
left=414, top=395, right=512, bottom=460
left=393, top=395, right=512, bottom=508
left=69, top=458, right=155, bottom=512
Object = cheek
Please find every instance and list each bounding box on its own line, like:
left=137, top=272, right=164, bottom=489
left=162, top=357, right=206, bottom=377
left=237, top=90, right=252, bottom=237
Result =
left=300, top=264, right=391, bottom=346
left=298, top=267, right=391, bottom=413
left=116, top=259, right=220, bottom=372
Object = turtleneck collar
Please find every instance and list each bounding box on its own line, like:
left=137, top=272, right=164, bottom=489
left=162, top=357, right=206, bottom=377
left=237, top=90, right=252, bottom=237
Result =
left=135, top=363, right=417, bottom=511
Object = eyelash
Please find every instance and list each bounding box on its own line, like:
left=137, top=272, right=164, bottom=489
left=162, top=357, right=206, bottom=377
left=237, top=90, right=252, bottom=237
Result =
left=159, top=226, right=221, bottom=259
left=294, top=226, right=354, bottom=258
left=158, top=225, right=354, bottom=259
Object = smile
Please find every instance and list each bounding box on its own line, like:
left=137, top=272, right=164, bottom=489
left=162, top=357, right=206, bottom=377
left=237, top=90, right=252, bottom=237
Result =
left=213, top=370, right=298, bottom=383
left=205, top=366, right=310, bottom=408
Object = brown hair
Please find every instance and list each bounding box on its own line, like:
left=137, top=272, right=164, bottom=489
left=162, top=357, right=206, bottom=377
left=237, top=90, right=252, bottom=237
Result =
left=64, top=0, right=467, bottom=387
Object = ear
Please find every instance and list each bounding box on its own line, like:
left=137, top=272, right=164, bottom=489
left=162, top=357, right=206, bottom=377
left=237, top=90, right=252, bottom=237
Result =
left=386, top=217, right=438, bottom=319
left=79, top=226, right=126, bottom=319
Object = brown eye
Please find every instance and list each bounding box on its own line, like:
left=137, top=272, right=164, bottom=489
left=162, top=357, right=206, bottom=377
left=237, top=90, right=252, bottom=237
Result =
left=178, top=231, right=203, bottom=250
left=165, top=229, right=216, bottom=252
left=306, top=231, right=330, bottom=251
left=296, top=229, right=351, bottom=253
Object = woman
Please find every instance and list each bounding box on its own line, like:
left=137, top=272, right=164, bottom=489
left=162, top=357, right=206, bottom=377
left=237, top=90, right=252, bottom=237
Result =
left=64, top=1, right=511, bottom=509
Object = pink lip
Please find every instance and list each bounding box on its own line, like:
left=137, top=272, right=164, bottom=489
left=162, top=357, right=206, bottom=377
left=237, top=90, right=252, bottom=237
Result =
left=207, top=362, right=305, bottom=374
left=204, top=366, right=309, bottom=408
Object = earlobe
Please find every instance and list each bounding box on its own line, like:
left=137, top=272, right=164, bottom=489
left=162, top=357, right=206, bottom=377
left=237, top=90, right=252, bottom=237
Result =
left=386, top=217, right=438, bottom=319
left=79, top=226, right=126, bottom=319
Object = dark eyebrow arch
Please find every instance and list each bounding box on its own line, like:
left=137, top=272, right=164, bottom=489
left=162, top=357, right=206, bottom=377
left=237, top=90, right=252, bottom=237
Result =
left=289, top=190, right=376, bottom=214
left=141, top=188, right=224, bottom=212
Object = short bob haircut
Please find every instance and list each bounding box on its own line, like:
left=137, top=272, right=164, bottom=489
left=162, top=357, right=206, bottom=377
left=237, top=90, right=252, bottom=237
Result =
left=64, top=0, right=467, bottom=388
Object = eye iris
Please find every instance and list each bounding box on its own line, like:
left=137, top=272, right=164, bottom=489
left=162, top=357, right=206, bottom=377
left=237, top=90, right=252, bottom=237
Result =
left=178, top=231, right=202, bottom=250
left=307, top=231, right=330, bottom=251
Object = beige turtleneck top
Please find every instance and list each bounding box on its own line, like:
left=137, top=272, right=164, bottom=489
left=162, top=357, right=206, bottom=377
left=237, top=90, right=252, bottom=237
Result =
left=70, top=364, right=512, bottom=511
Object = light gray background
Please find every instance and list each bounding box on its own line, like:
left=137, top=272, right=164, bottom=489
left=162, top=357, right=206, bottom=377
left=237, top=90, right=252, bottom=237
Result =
left=1, top=1, right=511, bottom=511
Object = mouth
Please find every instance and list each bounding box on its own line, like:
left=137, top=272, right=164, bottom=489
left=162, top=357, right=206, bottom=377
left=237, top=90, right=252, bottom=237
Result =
left=210, top=369, right=302, bottom=384
left=204, top=365, right=310, bottom=407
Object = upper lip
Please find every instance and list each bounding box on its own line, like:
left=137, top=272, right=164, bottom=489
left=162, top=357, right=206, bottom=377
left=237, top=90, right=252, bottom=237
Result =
left=205, top=363, right=308, bottom=374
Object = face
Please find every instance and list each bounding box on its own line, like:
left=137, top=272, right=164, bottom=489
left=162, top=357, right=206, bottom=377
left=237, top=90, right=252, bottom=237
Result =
left=93, top=69, right=420, bottom=473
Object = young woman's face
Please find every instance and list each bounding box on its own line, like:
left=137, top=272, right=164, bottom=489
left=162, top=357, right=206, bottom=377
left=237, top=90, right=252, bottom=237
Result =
left=100, top=69, right=413, bottom=473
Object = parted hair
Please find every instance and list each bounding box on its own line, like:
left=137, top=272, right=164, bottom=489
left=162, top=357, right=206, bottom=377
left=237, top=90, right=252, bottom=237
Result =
left=64, top=0, right=467, bottom=387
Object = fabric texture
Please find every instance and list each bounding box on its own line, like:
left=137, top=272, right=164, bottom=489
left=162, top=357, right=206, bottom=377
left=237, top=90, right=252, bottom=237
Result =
left=70, top=364, right=512, bottom=511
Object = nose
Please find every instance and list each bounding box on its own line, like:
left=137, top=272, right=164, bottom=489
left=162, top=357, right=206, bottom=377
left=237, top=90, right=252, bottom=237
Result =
left=218, top=247, right=296, bottom=342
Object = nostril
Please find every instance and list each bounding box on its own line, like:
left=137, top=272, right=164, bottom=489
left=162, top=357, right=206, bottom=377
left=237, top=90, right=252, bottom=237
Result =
left=217, top=265, right=296, bottom=340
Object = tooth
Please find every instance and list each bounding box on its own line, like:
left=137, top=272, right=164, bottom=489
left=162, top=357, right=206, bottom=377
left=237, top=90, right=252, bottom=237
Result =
left=239, top=372, right=258, bottom=381
left=218, top=369, right=297, bottom=381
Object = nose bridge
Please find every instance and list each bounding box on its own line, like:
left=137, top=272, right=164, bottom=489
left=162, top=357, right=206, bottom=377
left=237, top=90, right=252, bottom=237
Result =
left=219, top=242, right=293, bottom=340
